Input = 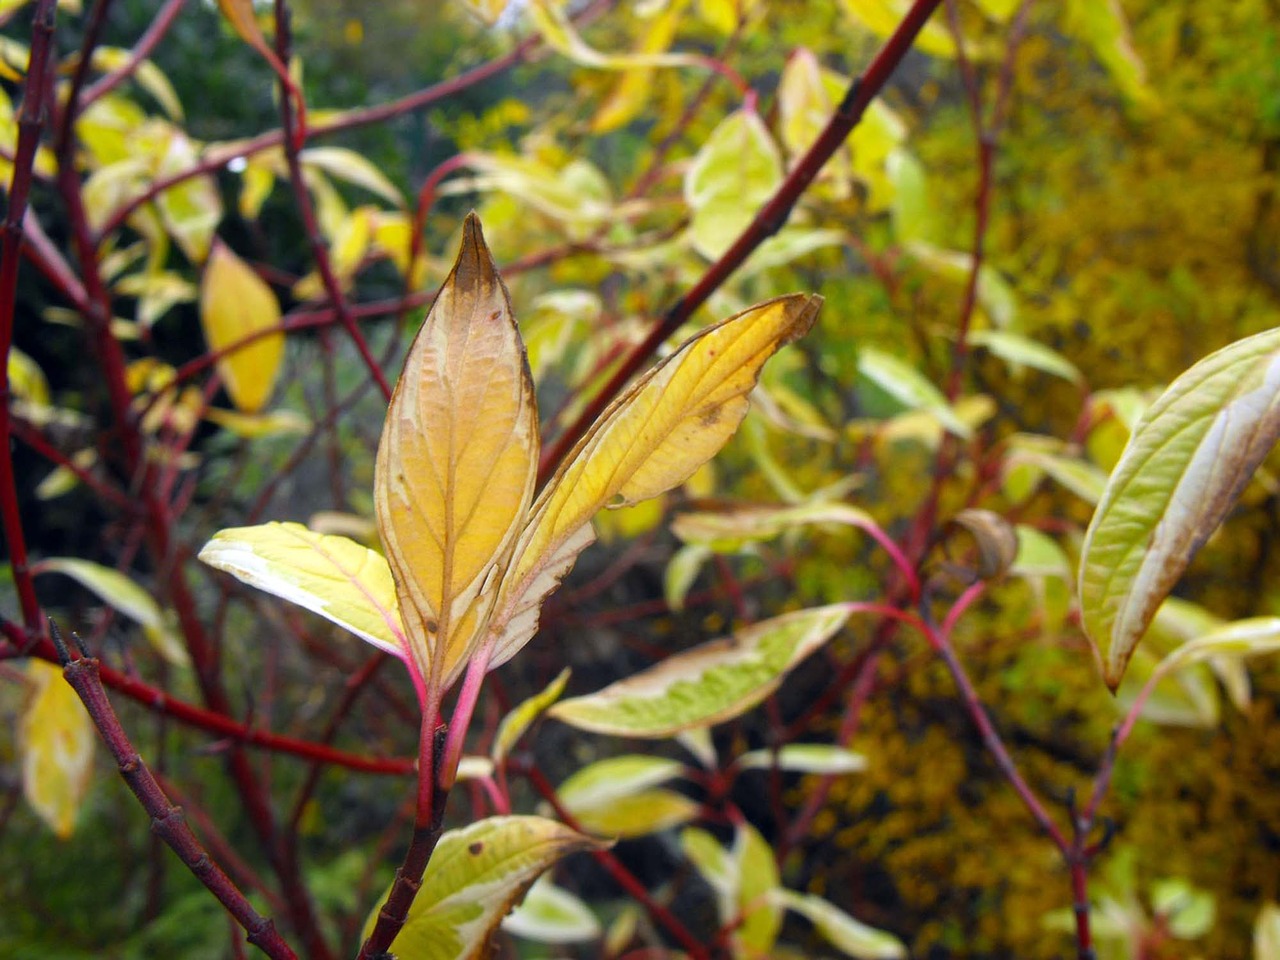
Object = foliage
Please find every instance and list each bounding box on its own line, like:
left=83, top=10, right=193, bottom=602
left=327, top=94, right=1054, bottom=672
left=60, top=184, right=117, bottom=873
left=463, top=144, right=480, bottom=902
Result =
left=0, top=0, right=1278, bottom=958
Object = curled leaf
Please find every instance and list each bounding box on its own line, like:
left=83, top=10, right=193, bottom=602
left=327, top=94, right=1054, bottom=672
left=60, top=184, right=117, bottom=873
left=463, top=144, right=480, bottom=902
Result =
left=947, top=508, right=1018, bottom=579
left=1079, top=328, right=1280, bottom=689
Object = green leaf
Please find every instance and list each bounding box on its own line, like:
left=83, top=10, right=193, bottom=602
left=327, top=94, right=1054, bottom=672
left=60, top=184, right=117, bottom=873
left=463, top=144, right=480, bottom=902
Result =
left=370, top=816, right=604, bottom=960
left=492, top=668, right=570, bottom=763
left=904, top=241, right=1017, bottom=328
left=739, top=744, right=867, bottom=775
left=300, top=147, right=403, bottom=205
left=1005, top=437, right=1109, bottom=504
left=1063, top=0, right=1152, bottom=105
left=681, top=822, right=782, bottom=959
left=1151, top=598, right=1253, bottom=711
left=685, top=108, right=783, bottom=260
left=771, top=888, right=906, bottom=959
left=154, top=130, right=221, bottom=263
left=1151, top=879, right=1215, bottom=940
left=1079, top=328, right=1280, bottom=689
left=35, top=558, right=187, bottom=667
left=735, top=821, right=783, bottom=958
left=558, top=755, right=684, bottom=811
left=548, top=605, right=852, bottom=737
left=1010, top=526, right=1072, bottom=580
left=664, top=543, right=711, bottom=612
left=887, top=148, right=935, bottom=244
left=569, top=789, right=699, bottom=838
left=1119, top=648, right=1219, bottom=729
left=969, top=329, right=1082, bottom=384
left=501, top=875, right=601, bottom=944
left=858, top=347, right=970, bottom=438
left=198, top=522, right=405, bottom=660
left=672, top=501, right=874, bottom=553
left=682, top=827, right=734, bottom=896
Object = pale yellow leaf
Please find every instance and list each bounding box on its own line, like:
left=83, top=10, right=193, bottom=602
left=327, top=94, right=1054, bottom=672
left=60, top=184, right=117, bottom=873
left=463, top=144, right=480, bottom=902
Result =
left=489, top=294, right=822, bottom=671
left=527, top=0, right=700, bottom=70
left=35, top=557, right=188, bottom=667
left=199, top=240, right=284, bottom=414
left=1256, top=902, right=1280, bottom=960
left=21, top=660, right=95, bottom=839
left=198, top=522, right=405, bottom=659
left=300, top=147, right=402, bottom=205
left=374, top=213, right=538, bottom=694
left=771, top=888, right=906, bottom=958
left=502, top=875, right=601, bottom=945
left=591, top=2, right=685, bottom=133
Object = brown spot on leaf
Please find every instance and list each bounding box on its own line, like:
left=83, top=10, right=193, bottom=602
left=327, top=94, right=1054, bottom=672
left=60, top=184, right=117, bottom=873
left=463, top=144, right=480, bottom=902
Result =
left=426, top=619, right=438, bottom=634
left=468, top=841, right=484, bottom=855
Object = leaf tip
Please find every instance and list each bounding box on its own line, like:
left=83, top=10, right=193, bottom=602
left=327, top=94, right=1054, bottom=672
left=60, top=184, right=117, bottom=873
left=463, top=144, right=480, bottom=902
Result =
left=456, top=210, right=492, bottom=273
left=792, top=293, right=823, bottom=341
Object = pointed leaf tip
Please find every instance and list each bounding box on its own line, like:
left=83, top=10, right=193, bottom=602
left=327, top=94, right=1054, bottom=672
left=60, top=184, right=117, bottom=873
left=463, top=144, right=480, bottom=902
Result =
left=375, top=212, right=538, bottom=695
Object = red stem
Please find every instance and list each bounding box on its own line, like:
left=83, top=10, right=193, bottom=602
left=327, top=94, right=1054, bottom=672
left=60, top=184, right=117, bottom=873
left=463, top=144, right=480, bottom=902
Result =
left=53, top=635, right=298, bottom=960
left=80, top=0, right=189, bottom=109
left=0, top=0, right=58, bottom=637
left=273, top=1, right=391, bottom=403
left=356, top=707, right=450, bottom=960
left=11, top=630, right=413, bottom=772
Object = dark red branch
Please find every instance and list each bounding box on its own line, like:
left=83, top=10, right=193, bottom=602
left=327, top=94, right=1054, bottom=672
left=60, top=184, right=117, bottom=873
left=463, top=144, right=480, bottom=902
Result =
left=0, top=0, right=59, bottom=636
left=81, top=0, right=189, bottom=109
left=11, top=630, right=413, bottom=773
left=50, top=627, right=299, bottom=960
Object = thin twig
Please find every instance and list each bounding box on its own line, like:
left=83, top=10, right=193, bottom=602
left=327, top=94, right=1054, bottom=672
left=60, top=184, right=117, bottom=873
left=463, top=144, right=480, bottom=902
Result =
left=49, top=623, right=299, bottom=960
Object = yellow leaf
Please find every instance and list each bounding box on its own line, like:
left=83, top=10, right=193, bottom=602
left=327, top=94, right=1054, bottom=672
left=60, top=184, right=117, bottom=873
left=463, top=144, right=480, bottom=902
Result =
left=528, top=0, right=700, bottom=70
left=591, top=2, right=685, bottom=133
left=374, top=214, right=539, bottom=694
left=199, top=240, right=284, bottom=414
left=839, top=0, right=962, bottom=59
left=461, top=0, right=514, bottom=25
left=215, top=0, right=274, bottom=59
left=199, top=522, right=405, bottom=660
left=7, top=346, right=50, bottom=406
left=21, top=660, right=95, bottom=839
left=154, top=130, right=222, bottom=264
left=489, top=294, right=823, bottom=669
left=36, top=558, right=189, bottom=667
